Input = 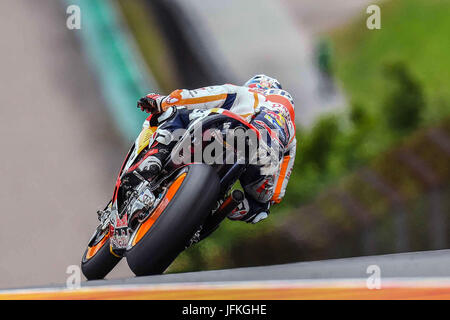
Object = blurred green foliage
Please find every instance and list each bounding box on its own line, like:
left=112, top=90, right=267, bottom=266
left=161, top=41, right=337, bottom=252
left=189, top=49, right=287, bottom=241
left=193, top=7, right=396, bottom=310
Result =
left=331, top=0, right=450, bottom=125
left=316, top=38, right=334, bottom=76
left=302, top=116, right=340, bottom=171
left=382, top=61, right=425, bottom=134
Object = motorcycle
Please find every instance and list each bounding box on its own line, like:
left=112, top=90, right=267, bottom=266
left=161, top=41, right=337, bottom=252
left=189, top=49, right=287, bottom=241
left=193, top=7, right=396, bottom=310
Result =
left=81, top=108, right=266, bottom=279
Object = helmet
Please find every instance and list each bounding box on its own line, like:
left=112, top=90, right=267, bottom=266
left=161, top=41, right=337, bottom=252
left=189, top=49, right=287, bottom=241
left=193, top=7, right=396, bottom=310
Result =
left=244, top=74, right=282, bottom=91
left=265, top=88, right=295, bottom=123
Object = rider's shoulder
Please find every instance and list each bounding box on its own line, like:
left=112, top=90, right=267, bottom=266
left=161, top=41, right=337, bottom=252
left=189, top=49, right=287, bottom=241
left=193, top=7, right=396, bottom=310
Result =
left=222, top=83, right=240, bottom=90
left=220, top=83, right=252, bottom=95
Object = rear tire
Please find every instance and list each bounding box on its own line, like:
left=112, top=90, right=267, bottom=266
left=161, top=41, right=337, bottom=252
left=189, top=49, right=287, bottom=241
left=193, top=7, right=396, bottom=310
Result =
left=126, top=164, right=220, bottom=276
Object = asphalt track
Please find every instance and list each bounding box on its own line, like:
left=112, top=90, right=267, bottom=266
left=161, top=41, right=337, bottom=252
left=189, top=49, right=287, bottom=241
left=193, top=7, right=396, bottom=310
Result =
left=1, top=250, right=449, bottom=299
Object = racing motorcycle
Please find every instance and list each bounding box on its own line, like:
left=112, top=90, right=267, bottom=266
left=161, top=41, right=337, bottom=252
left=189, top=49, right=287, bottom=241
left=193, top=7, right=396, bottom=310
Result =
left=81, top=108, right=268, bottom=279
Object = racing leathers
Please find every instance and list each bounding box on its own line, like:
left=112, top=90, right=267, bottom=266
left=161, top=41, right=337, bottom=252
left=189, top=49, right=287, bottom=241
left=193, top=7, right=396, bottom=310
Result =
left=136, top=84, right=297, bottom=223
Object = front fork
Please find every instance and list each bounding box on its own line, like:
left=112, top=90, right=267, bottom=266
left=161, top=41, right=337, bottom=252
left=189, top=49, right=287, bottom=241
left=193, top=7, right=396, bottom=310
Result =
left=109, top=171, right=157, bottom=257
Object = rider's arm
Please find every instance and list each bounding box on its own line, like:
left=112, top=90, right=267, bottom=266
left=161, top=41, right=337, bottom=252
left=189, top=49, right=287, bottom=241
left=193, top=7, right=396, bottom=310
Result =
left=161, top=85, right=230, bottom=110
left=138, top=84, right=259, bottom=119
left=270, top=137, right=296, bottom=204
left=161, top=84, right=257, bottom=115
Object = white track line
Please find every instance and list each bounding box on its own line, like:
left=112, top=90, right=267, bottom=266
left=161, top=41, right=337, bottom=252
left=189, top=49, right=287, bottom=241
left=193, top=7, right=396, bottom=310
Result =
left=2, top=277, right=450, bottom=295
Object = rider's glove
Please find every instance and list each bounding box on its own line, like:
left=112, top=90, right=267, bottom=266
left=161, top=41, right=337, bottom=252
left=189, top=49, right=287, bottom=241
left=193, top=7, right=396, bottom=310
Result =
left=137, top=93, right=166, bottom=114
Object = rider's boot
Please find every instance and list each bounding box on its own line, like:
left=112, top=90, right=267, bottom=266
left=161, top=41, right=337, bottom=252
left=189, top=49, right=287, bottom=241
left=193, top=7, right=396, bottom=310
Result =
left=136, top=144, right=171, bottom=180
left=228, top=195, right=270, bottom=224
left=125, top=125, right=175, bottom=182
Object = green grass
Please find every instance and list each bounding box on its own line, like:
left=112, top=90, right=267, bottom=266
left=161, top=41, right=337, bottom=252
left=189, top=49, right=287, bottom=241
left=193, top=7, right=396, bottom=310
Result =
left=331, top=0, right=450, bottom=124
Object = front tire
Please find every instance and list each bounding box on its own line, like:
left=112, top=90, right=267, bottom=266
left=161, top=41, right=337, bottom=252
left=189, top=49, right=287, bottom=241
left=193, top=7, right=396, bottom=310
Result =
left=81, top=231, right=121, bottom=280
left=126, top=164, right=220, bottom=276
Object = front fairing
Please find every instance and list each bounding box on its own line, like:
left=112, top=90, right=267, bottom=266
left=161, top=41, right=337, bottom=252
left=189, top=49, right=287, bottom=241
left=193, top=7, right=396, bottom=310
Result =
left=109, top=121, right=158, bottom=253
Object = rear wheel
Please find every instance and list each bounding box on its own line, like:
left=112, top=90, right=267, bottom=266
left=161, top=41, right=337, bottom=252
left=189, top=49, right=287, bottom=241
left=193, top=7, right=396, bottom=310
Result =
left=81, top=230, right=121, bottom=280
left=126, top=164, right=220, bottom=276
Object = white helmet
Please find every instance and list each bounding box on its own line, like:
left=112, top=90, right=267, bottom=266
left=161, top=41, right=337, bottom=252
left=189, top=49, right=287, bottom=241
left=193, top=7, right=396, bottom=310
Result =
left=244, top=74, right=282, bottom=91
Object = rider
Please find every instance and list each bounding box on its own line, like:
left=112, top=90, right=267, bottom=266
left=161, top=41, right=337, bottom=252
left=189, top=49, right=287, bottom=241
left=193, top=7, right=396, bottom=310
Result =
left=135, top=75, right=296, bottom=224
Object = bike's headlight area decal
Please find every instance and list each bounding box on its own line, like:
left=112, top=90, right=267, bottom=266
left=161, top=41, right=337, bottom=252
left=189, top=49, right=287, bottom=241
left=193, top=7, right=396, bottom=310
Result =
left=137, top=127, right=155, bottom=154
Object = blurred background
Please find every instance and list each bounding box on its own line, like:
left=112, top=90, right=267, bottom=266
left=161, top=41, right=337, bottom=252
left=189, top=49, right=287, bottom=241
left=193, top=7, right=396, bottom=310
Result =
left=0, top=0, right=449, bottom=288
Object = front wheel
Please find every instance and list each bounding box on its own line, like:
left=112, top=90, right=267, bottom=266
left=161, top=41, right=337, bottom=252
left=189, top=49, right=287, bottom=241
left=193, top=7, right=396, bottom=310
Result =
left=126, top=164, right=220, bottom=276
left=81, top=230, right=121, bottom=280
